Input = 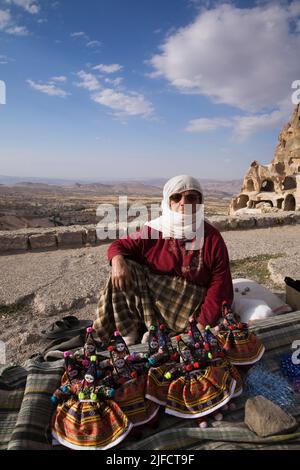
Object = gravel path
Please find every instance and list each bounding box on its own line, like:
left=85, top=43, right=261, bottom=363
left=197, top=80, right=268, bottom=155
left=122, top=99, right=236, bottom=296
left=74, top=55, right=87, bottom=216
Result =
left=0, top=225, right=299, bottom=364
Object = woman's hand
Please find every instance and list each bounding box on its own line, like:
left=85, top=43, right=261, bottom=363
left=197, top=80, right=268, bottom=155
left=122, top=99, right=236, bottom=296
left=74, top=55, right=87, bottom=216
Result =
left=188, top=314, right=205, bottom=332
left=196, top=322, right=205, bottom=332
left=111, top=255, right=133, bottom=292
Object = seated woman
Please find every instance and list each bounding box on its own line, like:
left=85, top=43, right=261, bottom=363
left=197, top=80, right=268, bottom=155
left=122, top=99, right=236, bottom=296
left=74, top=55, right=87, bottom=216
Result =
left=93, top=175, right=233, bottom=346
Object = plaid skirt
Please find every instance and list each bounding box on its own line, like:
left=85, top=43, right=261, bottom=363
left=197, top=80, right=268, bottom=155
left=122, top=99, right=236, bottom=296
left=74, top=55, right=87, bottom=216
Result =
left=165, top=365, right=236, bottom=419
left=114, top=375, right=159, bottom=426
left=217, top=331, right=265, bottom=365
left=52, top=398, right=132, bottom=450
left=94, top=259, right=206, bottom=342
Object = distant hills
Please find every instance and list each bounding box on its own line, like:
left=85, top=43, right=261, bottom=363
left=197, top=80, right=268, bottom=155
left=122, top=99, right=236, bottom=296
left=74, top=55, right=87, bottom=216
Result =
left=0, top=175, right=243, bottom=197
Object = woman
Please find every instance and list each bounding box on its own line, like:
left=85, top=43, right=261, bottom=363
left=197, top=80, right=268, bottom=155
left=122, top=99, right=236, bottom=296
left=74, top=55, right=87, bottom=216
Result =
left=94, top=175, right=233, bottom=345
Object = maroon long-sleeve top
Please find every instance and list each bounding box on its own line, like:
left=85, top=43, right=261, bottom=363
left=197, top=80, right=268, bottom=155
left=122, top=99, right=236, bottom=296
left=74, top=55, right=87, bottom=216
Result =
left=107, top=221, right=233, bottom=327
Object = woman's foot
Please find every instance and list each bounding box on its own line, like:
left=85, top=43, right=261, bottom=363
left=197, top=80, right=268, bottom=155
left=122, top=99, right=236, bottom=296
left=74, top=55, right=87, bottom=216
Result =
left=123, top=332, right=140, bottom=346
left=141, top=331, right=150, bottom=344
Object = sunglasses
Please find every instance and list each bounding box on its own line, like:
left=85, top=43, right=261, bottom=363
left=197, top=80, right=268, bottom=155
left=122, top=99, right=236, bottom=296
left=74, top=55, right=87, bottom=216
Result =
left=169, top=192, right=201, bottom=204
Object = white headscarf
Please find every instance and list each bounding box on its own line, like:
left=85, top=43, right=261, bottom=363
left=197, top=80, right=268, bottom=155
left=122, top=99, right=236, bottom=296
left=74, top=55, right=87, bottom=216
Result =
left=145, top=175, right=205, bottom=250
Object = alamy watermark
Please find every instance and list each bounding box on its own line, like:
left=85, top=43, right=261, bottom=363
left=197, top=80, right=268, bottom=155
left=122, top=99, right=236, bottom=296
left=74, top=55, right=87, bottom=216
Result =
left=96, top=196, right=205, bottom=250
left=291, top=80, right=300, bottom=105
left=0, top=80, right=6, bottom=105
left=292, top=340, right=300, bottom=365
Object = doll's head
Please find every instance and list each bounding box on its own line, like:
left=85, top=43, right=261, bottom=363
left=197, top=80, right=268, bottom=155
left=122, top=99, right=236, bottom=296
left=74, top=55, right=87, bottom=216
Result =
left=84, top=327, right=97, bottom=356
left=150, top=336, right=159, bottom=351
left=181, top=348, right=193, bottom=361
left=64, top=351, right=81, bottom=381
left=116, top=342, right=126, bottom=353
left=114, top=357, right=126, bottom=369
left=84, top=361, right=96, bottom=384
left=111, top=331, right=130, bottom=355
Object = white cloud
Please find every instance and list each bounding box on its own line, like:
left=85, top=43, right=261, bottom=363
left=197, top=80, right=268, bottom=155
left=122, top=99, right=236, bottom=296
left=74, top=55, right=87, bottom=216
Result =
left=71, top=31, right=88, bottom=39
left=93, top=63, right=123, bottom=74
left=51, top=75, right=67, bottom=82
left=75, top=69, right=153, bottom=118
left=71, top=32, right=101, bottom=49
left=5, top=0, right=40, bottom=14
left=86, top=40, right=101, bottom=48
left=0, top=54, right=10, bottom=64
left=27, top=79, right=70, bottom=97
left=185, top=102, right=291, bottom=139
left=92, top=88, right=154, bottom=118
left=75, top=70, right=101, bottom=91
left=6, top=24, right=28, bottom=35
left=104, top=77, right=123, bottom=87
left=186, top=117, right=232, bottom=133
left=0, top=8, right=29, bottom=35
left=0, top=9, right=10, bottom=29
left=150, top=2, right=300, bottom=113
left=232, top=107, right=289, bottom=139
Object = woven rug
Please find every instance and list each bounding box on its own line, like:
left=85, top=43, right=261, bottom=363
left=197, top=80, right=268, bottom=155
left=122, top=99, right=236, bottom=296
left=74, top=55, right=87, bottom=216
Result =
left=1, top=311, right=300, bottom=450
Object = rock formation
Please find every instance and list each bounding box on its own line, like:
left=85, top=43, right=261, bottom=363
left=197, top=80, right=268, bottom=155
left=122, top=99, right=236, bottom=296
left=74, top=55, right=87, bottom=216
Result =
left=230, top=104, right=300, bottom=214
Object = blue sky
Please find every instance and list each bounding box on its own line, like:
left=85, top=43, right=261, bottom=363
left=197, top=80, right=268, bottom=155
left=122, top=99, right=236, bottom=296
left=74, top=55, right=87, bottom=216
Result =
left=0, top=0, right=300, bottom=180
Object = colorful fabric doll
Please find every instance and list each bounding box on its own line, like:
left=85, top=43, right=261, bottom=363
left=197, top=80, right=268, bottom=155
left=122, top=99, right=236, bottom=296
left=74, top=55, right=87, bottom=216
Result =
left=148, top=324, right=178, bottom=366
left=164, top=335, right=236, bottom=420
left=145, top=324, right=180, bottom=406
left=202, top=325, right=243, bottom=399
left=74, top=327, right=108, bottom=378
left=59, top=350, right=83, bottom=387
left=185, top=321, right=239, bottom=426
left=83, top=326, right=98, bottom=358
left=51, top=353, right=132, bottom=450
left=215, top=302, right=265, bottom=366
left=109, top=331, right=159, bottom=427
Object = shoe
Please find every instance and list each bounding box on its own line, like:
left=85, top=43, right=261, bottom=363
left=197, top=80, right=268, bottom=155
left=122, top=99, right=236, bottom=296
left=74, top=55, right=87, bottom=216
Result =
left=40, top=316, right=93, bottom=340
left=44, top=350, right=65, bottom=362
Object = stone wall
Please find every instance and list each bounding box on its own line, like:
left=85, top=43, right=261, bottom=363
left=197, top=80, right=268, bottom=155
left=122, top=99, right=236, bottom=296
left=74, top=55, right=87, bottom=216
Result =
left=1, top=212, right=300, bottom=253
left=0, top=225, right=99, bottom=254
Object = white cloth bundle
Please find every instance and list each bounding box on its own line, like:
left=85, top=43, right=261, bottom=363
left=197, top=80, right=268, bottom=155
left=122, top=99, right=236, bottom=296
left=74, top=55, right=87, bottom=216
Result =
left=232, top=278, right=292, bottom=322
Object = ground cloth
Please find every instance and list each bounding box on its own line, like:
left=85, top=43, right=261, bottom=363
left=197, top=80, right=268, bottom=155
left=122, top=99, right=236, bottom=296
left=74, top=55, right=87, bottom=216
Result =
left=1, top=311, right=300, bottom=450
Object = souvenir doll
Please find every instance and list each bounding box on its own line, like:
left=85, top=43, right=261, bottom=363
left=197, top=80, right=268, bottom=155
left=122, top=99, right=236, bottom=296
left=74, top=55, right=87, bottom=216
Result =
left=145, top=324, right=180, bottom=406
left=51, top=352, right=132, bottom=450
left=109, top=331, right=159, bottom=427
left=216, top=302, right=265, bottom=366
left=164, top=335, right=236, bottom=422
left=52, top=351, right=82, bottom=396
left=83, top=326, right=98, bottom=358
left=200, top=324, right=243, bottom=399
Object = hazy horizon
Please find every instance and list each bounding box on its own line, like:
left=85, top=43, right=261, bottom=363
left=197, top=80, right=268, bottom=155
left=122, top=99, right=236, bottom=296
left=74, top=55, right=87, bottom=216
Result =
left=0, top=173, right=244, bottom=184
